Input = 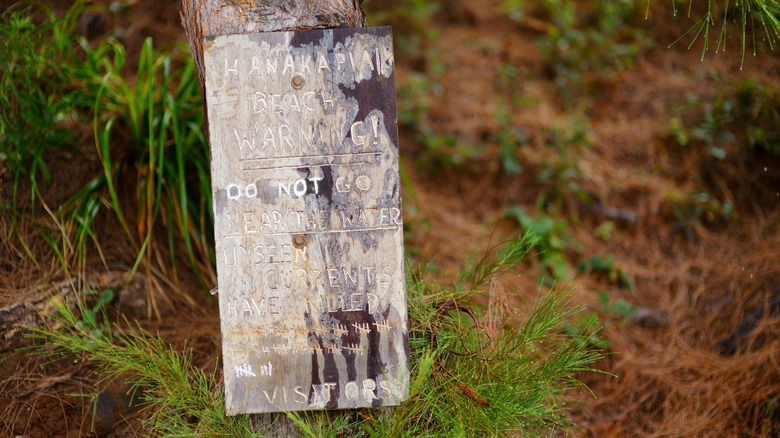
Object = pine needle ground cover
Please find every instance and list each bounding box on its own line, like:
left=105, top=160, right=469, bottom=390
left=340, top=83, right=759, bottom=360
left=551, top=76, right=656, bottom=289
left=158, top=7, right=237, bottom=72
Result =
left=2, top=0, right=780, bottom=436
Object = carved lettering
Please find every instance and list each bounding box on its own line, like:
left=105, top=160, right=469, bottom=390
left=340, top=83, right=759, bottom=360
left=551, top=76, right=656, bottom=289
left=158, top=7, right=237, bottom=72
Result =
left=227, top=184, right=241, bottom=200
left=266, top=57, right=277, bottom=75
left=361, top=50, right=374, bottom=72
left=321, top=91, right=334, bottom=110
left=350, top=121, right=366, bottom=146
left=294, top=386, right=307, bottom=403
left=225, top=182, right=259, bottom=201
left=381, top=266, right=392, bottom=284
left=317, top=49, right=331, bottom=73
left=345, top=381, right=359, bottom=400
left=335, top=207, right=401, bottom=229
left=269, top=296, right=279, bottom=314
left=379, top=379, right=392, bottom=399
left=283, top=53, right=295, bottom=75
left=206, top=28, right=407, bottom=414
left=327, top=268, right=341, bottom=287
left=362, top=379, right=378, bottom=401
left=259, top=361, right=273, bottom=376
left=263, top=387, right=278, bottom=403
left=249, top=56, right=262, bottom=77
left=374, top=320, right=391, bottom=332
left=302, top=91, right=315, bottom=111
left=335, top=51, right=347, bottom=71
left=224, top=58, right=239, bottom=77
left=312, top=382, right=336, bottom=405
left=278, top=176, right=324, bottom=197
left=242, top=299, right=253, bottom=317
left=226, top=213, right=239, bottom=233
left=235, top=363, right=256, bottom=378
left=368, top=293, right=380, bottom=314
left=234, top=127, right=256, bottom=151
left=353, top=322, right=371, bottom=334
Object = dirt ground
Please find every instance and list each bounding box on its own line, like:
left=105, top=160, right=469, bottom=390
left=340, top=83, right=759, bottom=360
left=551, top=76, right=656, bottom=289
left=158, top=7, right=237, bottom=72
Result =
left=2, top=0, right=779, bottom=436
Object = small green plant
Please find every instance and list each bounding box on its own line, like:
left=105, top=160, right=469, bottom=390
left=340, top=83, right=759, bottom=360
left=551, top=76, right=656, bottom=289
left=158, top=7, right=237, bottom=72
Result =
left=665, top=189, right=735, bottom=239
left=565, top=289, right=635, bottom=351
left=416, top=128, right=482, bottom=171
left=534, top=113, right=592, bottom=209
left=491, top=105, right=529, bottom=175
left=505, top=206, right=574, bottom=281
left=495, top=62, right=537, bottom=107
left=593, top=220, right=615, bottom=242
left=498, top=0, right=527, bottom=24
left=77, top=289, right=114, bottom=341
left=577, top=253, right=633, bottom=290
left=670, top=103, right=737, bottom=160
left=670, top=78, right=780, bottom=157
left=399, top=282, right=606, bottom=436
left=597, top=289, right=637, bottom=319
left=667, top=115, right=691, bottom=147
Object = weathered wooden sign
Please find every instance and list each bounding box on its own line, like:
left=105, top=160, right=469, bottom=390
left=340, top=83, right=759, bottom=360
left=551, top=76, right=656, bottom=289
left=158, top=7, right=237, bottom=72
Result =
left=203, top=27, right=409, bottom=415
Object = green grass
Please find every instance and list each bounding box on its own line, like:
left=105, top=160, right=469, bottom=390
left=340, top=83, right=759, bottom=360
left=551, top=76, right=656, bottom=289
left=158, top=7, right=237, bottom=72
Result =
left=1, top=2, right=214, bottom=306
left=0, top=2, right=91, bottom=232
left=36, top=299, right=254, bottom=436
left=83, top=36, right=214, bottom=301
left=36, top=237, right=607, bottom=437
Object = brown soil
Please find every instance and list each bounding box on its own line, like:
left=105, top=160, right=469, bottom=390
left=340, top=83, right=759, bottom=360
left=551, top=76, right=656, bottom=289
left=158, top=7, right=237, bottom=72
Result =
left=2, top=0, right=779, bottom=437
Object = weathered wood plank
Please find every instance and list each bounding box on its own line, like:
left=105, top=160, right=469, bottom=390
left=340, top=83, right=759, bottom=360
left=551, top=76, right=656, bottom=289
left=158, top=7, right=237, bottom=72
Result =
left=181, top=0, right=365, bottom=109
left=203, top=26, right=408, bottom=415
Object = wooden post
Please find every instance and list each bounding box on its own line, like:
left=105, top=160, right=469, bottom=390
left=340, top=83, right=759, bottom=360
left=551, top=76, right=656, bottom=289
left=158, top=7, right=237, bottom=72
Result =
left=181, top=2, right=408, bottom=435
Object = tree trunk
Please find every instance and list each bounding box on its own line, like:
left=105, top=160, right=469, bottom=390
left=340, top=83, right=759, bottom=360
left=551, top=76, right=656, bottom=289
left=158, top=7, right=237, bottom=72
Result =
left=179, top=1, right=365, bottom=435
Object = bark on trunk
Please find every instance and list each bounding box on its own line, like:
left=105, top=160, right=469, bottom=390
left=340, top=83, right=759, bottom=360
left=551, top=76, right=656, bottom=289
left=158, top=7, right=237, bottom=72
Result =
left=179, top=1, right=365, bottom=435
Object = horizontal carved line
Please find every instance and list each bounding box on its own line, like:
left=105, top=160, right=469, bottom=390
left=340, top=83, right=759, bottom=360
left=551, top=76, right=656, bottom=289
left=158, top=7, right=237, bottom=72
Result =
left=239, top=151, right=381, bottom=163
left=220, top=225, right=399, bottom=239
left=244, top=161, right=373, bottom=171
